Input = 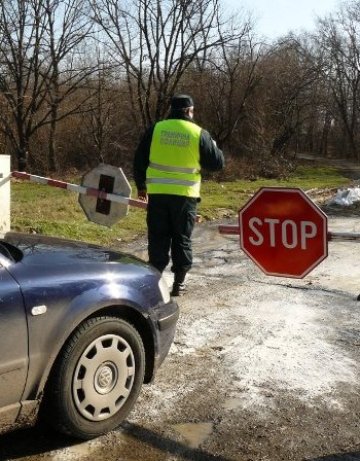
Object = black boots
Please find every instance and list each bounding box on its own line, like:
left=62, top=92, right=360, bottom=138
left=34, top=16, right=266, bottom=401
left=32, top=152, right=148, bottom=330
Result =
left=170, top=271, right=187, bottom=297
left=170, top=282, right=186, bottom=297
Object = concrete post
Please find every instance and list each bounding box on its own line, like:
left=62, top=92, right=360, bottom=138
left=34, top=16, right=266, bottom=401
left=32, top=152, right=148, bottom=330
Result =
left=0, top=155, right=11, bottom=235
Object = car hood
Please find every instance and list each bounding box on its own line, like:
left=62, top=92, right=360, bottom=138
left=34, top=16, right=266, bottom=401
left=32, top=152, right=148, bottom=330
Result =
left=3, top=232, right=150, bottom=270
left=2, top=233, right=165, bottom=311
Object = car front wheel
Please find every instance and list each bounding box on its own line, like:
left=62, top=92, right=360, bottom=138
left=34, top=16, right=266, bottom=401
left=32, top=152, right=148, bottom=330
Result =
left=47, top=316, right=145, bottom=439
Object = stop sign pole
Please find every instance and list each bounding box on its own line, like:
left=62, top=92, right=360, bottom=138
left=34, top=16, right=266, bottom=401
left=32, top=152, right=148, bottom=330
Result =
left=220, top=187, right=329, bottom=278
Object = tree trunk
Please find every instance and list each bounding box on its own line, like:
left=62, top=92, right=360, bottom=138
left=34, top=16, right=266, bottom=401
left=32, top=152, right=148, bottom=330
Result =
left=48, top=106, right=58, bottom=172
left=16, top=142, right=29, bottom=171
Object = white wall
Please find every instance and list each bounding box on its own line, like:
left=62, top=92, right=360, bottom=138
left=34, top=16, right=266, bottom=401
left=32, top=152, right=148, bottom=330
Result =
left=0, top=155, right=10, bottom=235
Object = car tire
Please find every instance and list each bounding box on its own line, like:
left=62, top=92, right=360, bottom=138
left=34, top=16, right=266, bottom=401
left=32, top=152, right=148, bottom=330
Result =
left=47, top=316, right=145, bottom=440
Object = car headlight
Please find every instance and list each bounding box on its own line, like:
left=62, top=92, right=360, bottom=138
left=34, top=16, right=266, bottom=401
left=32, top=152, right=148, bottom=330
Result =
left=158, top=275, right=170, bottom=303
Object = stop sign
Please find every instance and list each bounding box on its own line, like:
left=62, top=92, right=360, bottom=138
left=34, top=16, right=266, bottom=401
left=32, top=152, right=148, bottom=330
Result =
left=239, top=187, right=328, bottom=278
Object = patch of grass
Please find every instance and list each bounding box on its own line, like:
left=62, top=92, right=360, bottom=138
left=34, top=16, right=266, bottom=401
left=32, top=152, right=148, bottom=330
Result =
left=200, top=165, right=349, bottom=220
left=11, top=180, right=147, bottom=248
left=10, top=165, right=350, bottom=247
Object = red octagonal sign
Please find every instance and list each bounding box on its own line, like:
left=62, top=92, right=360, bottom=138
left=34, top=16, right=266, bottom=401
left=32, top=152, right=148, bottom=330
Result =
left=239, top=187, right=328, bottom=278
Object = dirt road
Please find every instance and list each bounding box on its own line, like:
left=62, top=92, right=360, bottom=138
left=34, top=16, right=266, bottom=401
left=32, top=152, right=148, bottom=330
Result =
left=2, top=204, right=360, bottom=461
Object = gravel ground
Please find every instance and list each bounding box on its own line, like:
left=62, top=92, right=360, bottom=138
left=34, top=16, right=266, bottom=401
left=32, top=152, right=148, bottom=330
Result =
left=2, top=180, right=360, bottom=461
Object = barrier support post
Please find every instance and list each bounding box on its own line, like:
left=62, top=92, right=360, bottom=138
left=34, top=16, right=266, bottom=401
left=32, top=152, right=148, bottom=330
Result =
left=0, top=155, right=10, bottom=236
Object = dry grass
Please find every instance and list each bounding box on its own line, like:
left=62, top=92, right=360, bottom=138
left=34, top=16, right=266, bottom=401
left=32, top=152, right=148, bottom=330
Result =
left=10, top=164, right=350, bottom=247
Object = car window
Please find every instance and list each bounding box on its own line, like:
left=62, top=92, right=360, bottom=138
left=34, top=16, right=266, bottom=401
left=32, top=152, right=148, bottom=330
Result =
left=0, top=242, right=23, bottom=262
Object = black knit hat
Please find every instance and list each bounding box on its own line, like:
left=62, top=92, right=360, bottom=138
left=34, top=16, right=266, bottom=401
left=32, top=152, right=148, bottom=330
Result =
left=170, top=94, right=194, bottom=110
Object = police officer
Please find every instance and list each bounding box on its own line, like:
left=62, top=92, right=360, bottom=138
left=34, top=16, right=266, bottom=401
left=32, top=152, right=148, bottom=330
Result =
left=133, top=94, right=224, bottom=296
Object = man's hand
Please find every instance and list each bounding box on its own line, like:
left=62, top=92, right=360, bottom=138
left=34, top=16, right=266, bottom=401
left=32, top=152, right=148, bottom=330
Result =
left=138, top=189, right=148, bottom=202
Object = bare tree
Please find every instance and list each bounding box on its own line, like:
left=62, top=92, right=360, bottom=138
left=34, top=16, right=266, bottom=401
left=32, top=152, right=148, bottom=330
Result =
left=43, top=0, right=98, bottom=171
left=315, top=1, right=360, bottom=160
left=0, top=0, right=49, bottom=169
left=91, top=0, right=245, bottom=130
left=230, top=36, right=321, bottom=177
left=83, top=48, right=117, bottom=163
left=194, top=17, right=261, bottom=150
left=266, top=39, right=319, bottom=156
left=0, top=0, right=99, bottom=171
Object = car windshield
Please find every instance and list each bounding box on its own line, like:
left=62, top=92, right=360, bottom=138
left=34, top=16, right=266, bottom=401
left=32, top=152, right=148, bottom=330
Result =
left=0, top=241, right=23, bottom=262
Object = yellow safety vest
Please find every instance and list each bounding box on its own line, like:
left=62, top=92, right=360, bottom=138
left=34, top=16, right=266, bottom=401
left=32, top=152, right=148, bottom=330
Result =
left=146, top=119, right=202, bottom=197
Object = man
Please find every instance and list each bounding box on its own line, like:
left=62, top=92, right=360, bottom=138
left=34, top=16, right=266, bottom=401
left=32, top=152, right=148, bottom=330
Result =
left=133, top=94, right=224, bottom=296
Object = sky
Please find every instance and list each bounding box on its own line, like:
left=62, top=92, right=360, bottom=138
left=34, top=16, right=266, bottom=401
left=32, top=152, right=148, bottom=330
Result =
left=223, top=0, right=341, bottom=39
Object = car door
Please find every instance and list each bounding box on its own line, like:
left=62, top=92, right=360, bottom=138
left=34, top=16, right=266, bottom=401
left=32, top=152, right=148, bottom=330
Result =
left=0, top=259, right=28, bottom=412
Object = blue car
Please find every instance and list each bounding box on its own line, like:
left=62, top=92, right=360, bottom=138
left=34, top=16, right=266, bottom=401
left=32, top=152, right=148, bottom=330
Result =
left=0, top=232, right=179, bottom=440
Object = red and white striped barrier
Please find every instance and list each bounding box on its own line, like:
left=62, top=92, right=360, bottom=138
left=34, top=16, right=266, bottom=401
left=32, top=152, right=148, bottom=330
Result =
left=11, top=170, right=202, bottom=224
left=218, top=223, right=360, bottom=242
left=8, top=170, right=360, bottom=242
left=11, top=171, right=147, bottom=210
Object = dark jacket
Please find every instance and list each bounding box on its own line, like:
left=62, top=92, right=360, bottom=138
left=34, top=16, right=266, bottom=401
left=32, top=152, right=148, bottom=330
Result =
left=133, top=112, right=225, bottom=192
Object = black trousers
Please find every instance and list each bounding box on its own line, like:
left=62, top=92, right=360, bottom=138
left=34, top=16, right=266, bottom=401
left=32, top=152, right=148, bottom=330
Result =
left=147, top=194, right=197, bottom=275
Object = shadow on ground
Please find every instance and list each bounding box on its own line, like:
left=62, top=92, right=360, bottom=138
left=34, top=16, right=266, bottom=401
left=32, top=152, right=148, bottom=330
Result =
left=121, top=422, right=232, bottom=461
left=307, top=453, right=360, bottom=460
left=0, top=422, right=233, bottom=461
left=0, top=424, right=75, bottom=460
